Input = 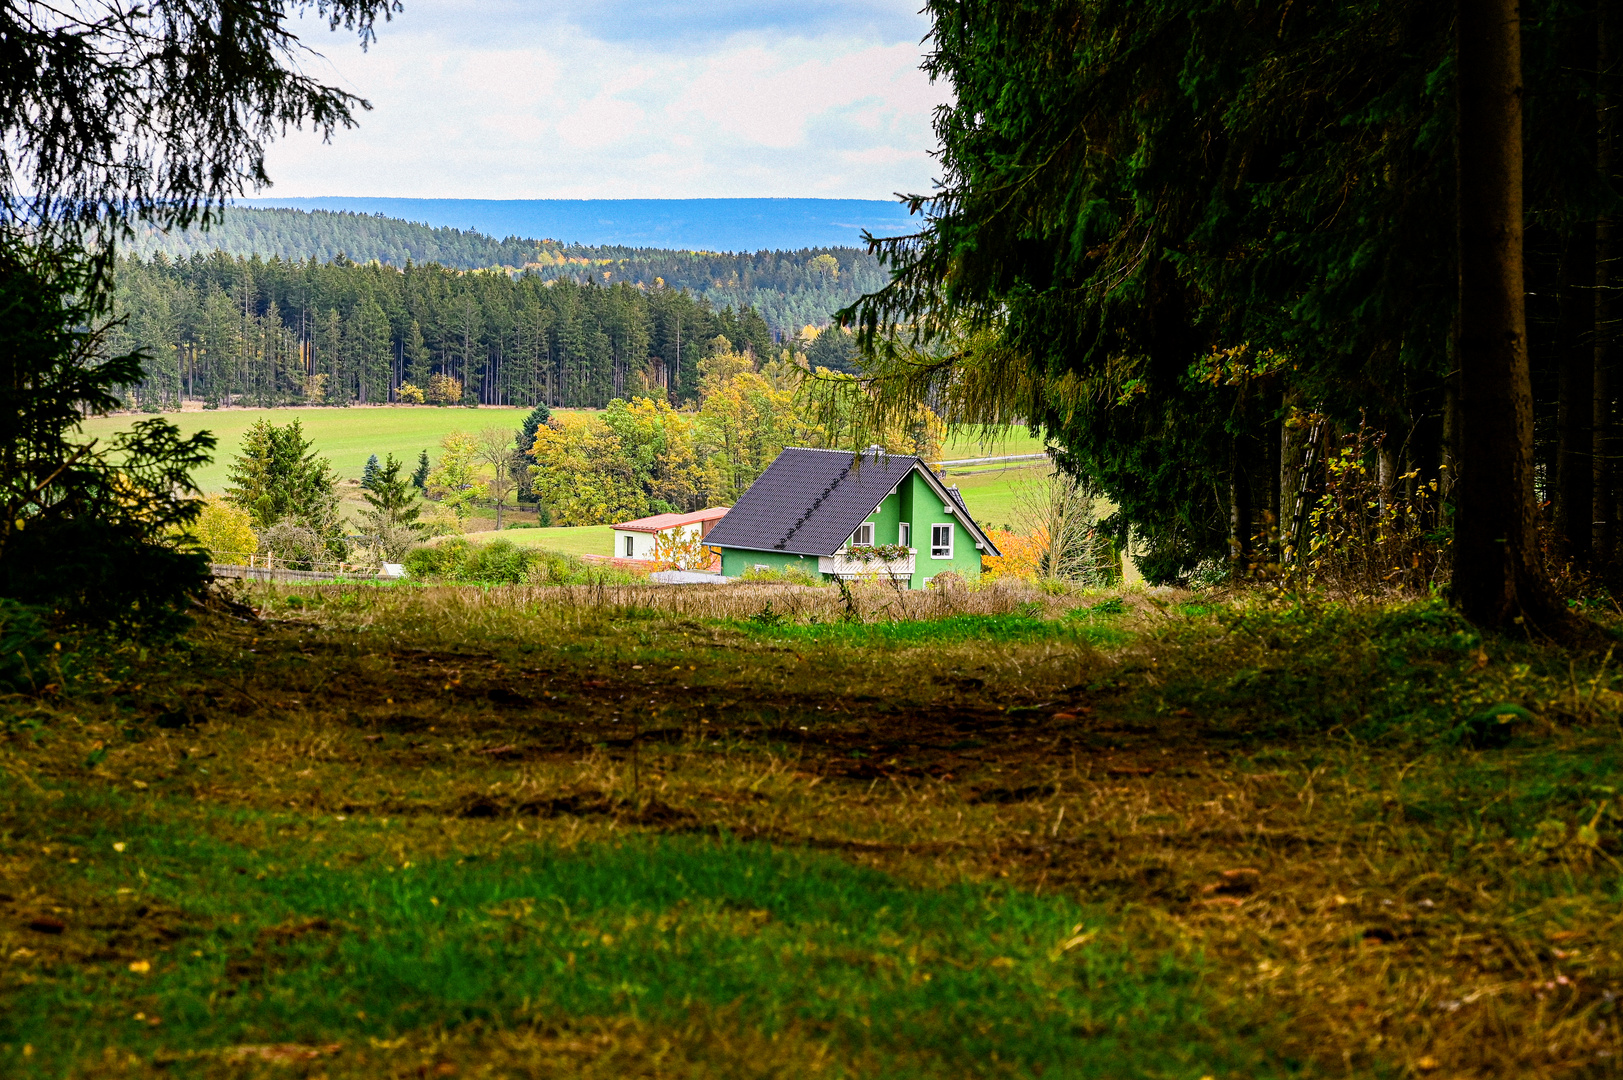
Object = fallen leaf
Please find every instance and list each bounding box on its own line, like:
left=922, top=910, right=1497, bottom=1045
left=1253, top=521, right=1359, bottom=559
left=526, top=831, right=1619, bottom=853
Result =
left=128, top=959, right=151, bottom=973
left=1059, top=930, right=1098, bottom=951
left=1416, top=1055, right=1440, bottom=1072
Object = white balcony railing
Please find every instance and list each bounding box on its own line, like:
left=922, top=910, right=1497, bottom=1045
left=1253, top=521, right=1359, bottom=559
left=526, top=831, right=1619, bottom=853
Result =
left=818, top=550, right=916, bottom=579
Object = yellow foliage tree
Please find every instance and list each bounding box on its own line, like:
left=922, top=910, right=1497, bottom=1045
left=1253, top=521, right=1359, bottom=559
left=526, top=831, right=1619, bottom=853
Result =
left=527, top=414, right=649, bottom=526
left=425, top=431, right=487, bottom=525
left=426, top=373, right=463, bottom=405
left=182, top=495, right=257, bottom=563
left=651, top=528, right=716, bottom=571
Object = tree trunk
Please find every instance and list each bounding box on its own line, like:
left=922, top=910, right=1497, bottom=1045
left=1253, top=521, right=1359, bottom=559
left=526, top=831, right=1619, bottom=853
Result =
left=1229, top=453, right=1253, bottom=571
left=1557, top=221, right=1596, bottom=564
left=1453, top=0, right=1567, bottom=630
left=1599, top=0, right=1617, bottom=564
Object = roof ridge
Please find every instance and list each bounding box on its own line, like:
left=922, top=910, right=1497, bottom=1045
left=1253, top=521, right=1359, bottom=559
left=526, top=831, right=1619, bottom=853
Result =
left=780, top=445, right=920, bottom=459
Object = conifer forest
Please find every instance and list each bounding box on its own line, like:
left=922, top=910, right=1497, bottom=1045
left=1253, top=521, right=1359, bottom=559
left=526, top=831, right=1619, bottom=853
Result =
left=108, top=248, right=866, bottom=412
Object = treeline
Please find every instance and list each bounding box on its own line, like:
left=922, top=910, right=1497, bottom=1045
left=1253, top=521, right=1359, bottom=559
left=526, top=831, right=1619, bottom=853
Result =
left=108, top=251, right=862, bottom=411
left=853, top=0, right=1623, bottom=597
left=124, top=208, right=887, bottom=336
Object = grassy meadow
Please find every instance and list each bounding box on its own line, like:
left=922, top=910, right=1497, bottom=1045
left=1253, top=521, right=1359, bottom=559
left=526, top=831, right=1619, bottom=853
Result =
left=471, top=525, right=616, bottom=557
left=80, top=408, right=1049, bottom=495
left=80, top=406, right=545, bottom=495
left=0, top=581, right=1618, bottom=1077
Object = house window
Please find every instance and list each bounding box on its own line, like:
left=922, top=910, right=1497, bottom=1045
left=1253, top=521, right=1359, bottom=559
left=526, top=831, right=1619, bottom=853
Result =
left=624, top=535, right=635, bottom=558
left=899, top=522, right=911, bottom=548
left=931, top=524, right=953, bottom=559
left=850, top=522, right=874, bottom=547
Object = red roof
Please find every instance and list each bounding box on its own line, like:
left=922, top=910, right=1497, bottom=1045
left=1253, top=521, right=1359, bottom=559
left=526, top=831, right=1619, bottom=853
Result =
left=613, top=506, right=730, bottom=533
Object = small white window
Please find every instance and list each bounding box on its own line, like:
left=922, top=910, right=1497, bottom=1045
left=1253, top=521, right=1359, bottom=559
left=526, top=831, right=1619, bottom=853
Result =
left=851, top=522, right=874, bottom=547
left=624, top=535, right=635, bottom=558
left=899, top=522, right=911, bottom=548
left=931, top=524, right=953, bottom=559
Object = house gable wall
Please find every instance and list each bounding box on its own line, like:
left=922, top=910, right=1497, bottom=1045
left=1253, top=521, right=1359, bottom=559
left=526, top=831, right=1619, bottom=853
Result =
left=899, top=470, right=982, bottom=588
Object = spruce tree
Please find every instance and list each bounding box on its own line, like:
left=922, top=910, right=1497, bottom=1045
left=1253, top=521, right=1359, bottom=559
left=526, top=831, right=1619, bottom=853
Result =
left=224, top=419, right=345, bottom=558
left=360, top=454, right=426, bottom=562
left=361, top=453, right=381, bottom=490
left=517, top=404, right=551, bottom=453
left=411, top=449, right=431, bottom=491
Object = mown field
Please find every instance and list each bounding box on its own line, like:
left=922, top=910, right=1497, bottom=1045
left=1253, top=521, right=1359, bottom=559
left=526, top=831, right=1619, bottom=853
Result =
left=80, top=408, right=1049, bottom=495
left=0, top=582, right=1618, bottom=1077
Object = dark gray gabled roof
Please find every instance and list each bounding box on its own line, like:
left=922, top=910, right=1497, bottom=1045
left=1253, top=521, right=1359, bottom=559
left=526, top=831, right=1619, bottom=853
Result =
left=703, top=447, right=1001, bottom=558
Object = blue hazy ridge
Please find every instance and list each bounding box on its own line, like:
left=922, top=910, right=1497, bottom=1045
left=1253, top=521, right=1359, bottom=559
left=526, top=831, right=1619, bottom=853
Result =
left=234, top=197, right=918, bottom=252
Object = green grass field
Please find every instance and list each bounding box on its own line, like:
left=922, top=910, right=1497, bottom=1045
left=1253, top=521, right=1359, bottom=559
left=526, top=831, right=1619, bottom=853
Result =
left=942, top=463, right=1052, bottom=532
left=466, top=524, right=615, bottom=557
left=80, top=406, right=542, bottom=494
left=80, top=408, right=1048, bottom=496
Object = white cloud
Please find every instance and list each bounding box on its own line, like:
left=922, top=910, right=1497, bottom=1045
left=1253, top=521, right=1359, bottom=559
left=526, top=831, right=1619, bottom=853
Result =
left=256, top=1, right=948, bottom=199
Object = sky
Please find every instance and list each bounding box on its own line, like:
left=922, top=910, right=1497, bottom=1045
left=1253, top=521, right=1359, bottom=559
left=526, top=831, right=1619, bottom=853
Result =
left=261, top=0, right=949, bottom=201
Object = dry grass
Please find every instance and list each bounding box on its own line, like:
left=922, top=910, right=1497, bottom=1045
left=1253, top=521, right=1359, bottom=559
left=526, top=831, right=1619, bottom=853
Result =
left=0, top=583, right=1619, bottom=1077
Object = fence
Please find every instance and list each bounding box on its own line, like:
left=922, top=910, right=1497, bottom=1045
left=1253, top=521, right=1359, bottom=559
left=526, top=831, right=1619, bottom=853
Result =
left=210, top=551, right=392, bottom=584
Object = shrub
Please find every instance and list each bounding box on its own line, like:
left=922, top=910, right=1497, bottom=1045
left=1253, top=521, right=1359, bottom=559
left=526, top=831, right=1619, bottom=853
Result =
left=740, top=563, right=824, bottom=586
left=526, top=550, right=595, bottom=585
left=0, top=598, right=45, bottom=691
left=462, top=539, right=531, bottom=584
left=426, top=373, right=463, bottom=406
left=184, top=495, right=256, bottom=563
left=404, top=540, right=469, bottom=581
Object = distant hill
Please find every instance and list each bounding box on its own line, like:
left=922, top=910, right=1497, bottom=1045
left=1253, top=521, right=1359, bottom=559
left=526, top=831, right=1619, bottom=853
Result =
left=232, top=196, right=918, bottom=252
left=127, top=207, right=892, bottom=336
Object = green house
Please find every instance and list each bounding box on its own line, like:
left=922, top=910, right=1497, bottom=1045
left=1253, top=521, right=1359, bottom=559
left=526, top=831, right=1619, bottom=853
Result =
left=702, top=447, right=999, bottom=588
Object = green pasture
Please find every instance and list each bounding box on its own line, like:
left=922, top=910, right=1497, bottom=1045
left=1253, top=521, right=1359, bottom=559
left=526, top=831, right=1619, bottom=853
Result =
left=80, top=406, right=543, bottom=494
left=943, top=463, right=1052, bottom=531
left=81, top=408, right=1048, bottom=497
left=465, top=524, right=615, bottom=558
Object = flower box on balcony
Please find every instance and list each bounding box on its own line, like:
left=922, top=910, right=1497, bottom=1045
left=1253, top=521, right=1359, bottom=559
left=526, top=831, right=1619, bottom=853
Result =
left=818, top=549, right=917, bottom=579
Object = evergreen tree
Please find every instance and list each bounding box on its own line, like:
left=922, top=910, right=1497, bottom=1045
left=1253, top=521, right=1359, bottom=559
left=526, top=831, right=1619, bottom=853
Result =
left=839, top=0, right=1616, bottom=614
left=360, top=454, right=425, bottom=562
left=224, top=419, right=346, bottom=559
left=411, top=449, right=431, bottom=491
left=517, top=404, right=551, bottom=452
left=361, top=453, right=381, bottom=490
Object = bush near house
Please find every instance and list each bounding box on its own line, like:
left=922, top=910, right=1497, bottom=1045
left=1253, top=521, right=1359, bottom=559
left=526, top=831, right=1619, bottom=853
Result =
left=402, top=539, right=638, bottom=586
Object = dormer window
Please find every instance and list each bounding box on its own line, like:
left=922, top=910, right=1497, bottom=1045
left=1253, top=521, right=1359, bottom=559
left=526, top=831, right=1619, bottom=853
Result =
left=850, top=522, right=874, bottom=547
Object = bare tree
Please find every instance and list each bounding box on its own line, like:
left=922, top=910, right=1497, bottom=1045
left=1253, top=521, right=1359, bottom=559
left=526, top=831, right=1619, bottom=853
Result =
left=476, top=427, right=518, bottom=530
left=1015, top=471, right=1113, bottom=585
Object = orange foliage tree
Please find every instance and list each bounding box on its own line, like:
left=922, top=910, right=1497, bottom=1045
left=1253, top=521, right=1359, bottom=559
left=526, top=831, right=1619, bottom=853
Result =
left=982, top=528, right=1047, bottom=581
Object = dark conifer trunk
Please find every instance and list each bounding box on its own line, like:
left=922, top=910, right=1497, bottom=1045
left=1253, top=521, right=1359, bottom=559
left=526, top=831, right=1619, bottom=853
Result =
left=1453, top=0, right=1568, bottom=630
left=1557, top=222, right=1596, bottom=563
left=1599, top=0, right=1617, bottom=564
